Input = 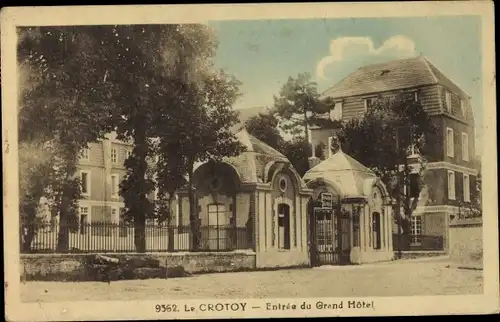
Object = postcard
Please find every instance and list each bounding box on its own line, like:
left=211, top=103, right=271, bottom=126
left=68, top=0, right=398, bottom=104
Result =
left=2, top=2, right=498, bottom=321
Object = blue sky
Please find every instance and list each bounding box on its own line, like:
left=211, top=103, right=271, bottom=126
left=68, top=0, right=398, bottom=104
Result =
left=208, top=15, right=483, bottom=151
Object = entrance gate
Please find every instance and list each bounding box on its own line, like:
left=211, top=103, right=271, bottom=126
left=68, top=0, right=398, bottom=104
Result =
left=309, top=197, right=351, bottom=266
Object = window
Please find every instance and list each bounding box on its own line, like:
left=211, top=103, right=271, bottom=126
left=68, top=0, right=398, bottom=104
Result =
left=80, top=148, right=90, bottom=161
left=460, top=99, right=467, bottom=117
left=463, top=174, right=471, bottom=202
left=448, top=170, right=456, bottom=200
left=446, top=127, right=454, bottom=157
left=445, top=91, right=452, bottom=112
left=372, top=212, right=381, bottom=250
left=79, top=206, right=90, bottom=235
left=206, top=204, right=228, bottom=225
left=364, top=98, right=373, bottom=112
left=411, top=215, right=422, bottom=244
left=80, top=171, right=90, bottom=196
left=408, top=173, right=420, bottom=198
left=111, top=148, right=118, bottom=163
left=330, top=101, right=343, bottom=121
left=126, top=149, right=132, bottom=159
left=462, top=132, right=469, bottom=161
left=414, top=91, right=419, bottom=102
left=206, top=204, right=229, bottom=250
left=110, top=174, right=119, bottom=198
left=278, top=177, right=287, bottom=192
left=277, top=204, right=291, bottom=250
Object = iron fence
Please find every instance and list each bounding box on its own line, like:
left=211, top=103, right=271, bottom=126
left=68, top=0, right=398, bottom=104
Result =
left=20, top=221, right=252, bottom=253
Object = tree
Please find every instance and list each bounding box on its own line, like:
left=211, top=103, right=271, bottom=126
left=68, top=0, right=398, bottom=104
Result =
left=18, top=140, right=56, bottom=251
left=245, top=112, right=315, bottom=176
left=337, top=93, right=436, bottom=236
left=273, top=72, right=335, bottom=142
left=17, top=27, right=116, bottom=251
left=86, top=24, right=223, bottom=252
left=181, top=70, right=246, bottom=250
left=282, top=138, right=312, bottom=177
left=245, top=112, right=285, bottom=151
left=150, top=25, right=245, bottom=250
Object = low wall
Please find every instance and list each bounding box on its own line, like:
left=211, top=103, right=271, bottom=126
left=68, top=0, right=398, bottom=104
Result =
left=394, top=251, right=446, bottom=260
left=448, top=218, right=483, bottom=269
left=21, top=251, right=256, bottom=281
left=256, top=249, right=309, bottom=269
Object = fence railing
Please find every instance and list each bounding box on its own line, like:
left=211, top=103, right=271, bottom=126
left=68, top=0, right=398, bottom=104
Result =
left=20, top=222, right=252, bottom=253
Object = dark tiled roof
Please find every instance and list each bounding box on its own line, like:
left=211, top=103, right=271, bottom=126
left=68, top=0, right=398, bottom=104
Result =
left=322, top=56, right=469, bottom=99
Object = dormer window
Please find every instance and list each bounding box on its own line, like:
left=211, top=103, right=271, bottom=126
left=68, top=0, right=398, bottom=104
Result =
left=460, top=99, right=467, bottom=117
left=364, top=97, right=374, bottom=112
left=379, top=69, right=390, bottom=76
left=445, top=91, right=452, bottom=112
left=330, top=101, right=343, bottom=121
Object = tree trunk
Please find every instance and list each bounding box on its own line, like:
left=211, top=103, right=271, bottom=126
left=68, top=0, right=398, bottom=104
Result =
left=187, top=165, right=199, bottom=251
left=303, top=110, right=310, bottom=144
left=167, top=196, right=175, bottom=252
left=134, top=215, right=146, bottom=253
left=56, top=202, right=70, bottom=252
left=132, top=129, right=149, bottom=253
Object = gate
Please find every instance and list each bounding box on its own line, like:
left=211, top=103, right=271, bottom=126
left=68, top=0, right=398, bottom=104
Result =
left=310, top=198, right=351, bottom=266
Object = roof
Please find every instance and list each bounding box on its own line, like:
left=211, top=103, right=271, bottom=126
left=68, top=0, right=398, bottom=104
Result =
left=321, top=56, right=469, bottom=99
left=303, top=149, right=376, bottom=198
left=195, top=128, right=299, bottom=185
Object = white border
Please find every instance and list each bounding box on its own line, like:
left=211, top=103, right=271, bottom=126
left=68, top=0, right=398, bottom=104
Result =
left=2, top=2, right=498, bottom=320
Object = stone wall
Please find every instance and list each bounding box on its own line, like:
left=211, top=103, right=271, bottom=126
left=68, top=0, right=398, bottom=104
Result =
left=448, top=218, right=482, bottom=269
left=21, top=251, right=256, bottom=281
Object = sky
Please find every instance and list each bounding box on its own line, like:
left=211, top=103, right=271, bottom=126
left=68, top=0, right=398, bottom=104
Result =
left=208, top=15, right=483, bottom=153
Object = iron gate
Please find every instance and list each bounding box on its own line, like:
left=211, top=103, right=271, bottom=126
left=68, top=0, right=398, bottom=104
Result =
left=310, top=203, right=351, bottom=266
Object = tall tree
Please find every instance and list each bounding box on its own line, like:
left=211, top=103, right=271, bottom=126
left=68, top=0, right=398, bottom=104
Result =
left=180, top=70, right=246, bottom=250
left=17, top=27, right=116, bottom=251
left=245, top=112, right=314, bottom=177
left=245, top=112, right=285, bottom=151
left=273, top=72, right=335, bottom=142
left=153, top=24, right=222, bottom=251
left=18, top=25, right=211, bottom=252
left=92, top=24, right=221, bottom=253
left=336, top=93, right=436, bottom=235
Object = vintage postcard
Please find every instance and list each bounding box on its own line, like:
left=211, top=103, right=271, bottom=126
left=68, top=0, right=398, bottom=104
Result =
left=2, top=2, right=499, bottom=321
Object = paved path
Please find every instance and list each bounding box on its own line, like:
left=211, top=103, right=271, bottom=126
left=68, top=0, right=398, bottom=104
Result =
left=21, top=258, right=483, bottom=302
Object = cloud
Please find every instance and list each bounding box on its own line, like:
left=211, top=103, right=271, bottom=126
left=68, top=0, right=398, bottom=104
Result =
left=316, top=35, right=416, bottom=80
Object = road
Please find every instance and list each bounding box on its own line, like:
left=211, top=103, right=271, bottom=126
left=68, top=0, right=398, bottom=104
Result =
left=21, top=257, right=483, bottom=302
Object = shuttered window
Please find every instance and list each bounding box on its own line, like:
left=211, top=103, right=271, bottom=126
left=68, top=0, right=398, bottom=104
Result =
left=446, top=128, right=454, bottom=157
left=448, top=170, right=456, bottom=200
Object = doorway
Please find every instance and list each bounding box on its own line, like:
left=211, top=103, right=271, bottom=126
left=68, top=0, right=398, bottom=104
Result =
left=310, top=202, right=351, bottom=266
